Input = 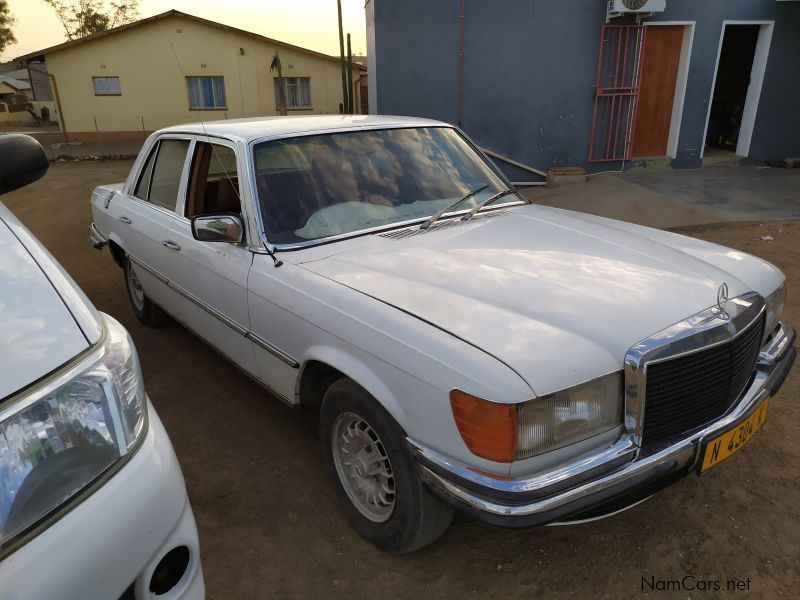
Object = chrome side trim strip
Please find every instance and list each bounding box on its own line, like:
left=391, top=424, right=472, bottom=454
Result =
left=246, top=332, right=300, bottom=368
left=624, top=292, right=765, bottom=447
left=127, top=255, right=299, bottom=368
left=168, top=279, right=248, bottom=336
left=151, top=303, right=297, bottom=407
left=128, top=255, right=168, bottom=284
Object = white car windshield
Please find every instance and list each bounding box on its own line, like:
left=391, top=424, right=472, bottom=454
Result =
left=252, top=126, right=515, bottom=245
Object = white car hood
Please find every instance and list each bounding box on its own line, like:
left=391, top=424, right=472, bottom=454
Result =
left=300, top=204, right=781, bottom=396
left=0, top=218, right=89, bottom=399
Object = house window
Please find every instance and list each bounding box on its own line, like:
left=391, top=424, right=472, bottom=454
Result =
left=186, top=76, right=227, bottom=109
left=274, top=77, right=311, bottom=109
left=93, top=76, right=121, bottom=96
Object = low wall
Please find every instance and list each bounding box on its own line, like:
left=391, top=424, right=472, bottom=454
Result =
left=0, top=102, right=33, bottom=123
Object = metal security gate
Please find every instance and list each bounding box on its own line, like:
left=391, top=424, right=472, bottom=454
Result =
left=589, top=25, right=647, bottom=162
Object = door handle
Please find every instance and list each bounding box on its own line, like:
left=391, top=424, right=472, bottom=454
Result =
left=118, top=216, right=131, bottom=224
left=162, top=240, right=182, bottom=251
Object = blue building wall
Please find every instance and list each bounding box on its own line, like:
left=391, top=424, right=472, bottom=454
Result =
left=368, top=0, right=800, bottom=175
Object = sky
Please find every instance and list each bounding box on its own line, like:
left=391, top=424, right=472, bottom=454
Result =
left=1, top=0, right=367, bottom=62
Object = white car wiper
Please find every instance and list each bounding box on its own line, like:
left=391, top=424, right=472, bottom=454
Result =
left=460, top=188, right=518, bottom=222
left=419, top=184, right=489, bottom=230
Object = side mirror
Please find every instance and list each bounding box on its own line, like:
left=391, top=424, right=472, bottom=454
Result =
left=191, top=214, right=243, bottom=243
left=0, top=134, right=49, bottom=196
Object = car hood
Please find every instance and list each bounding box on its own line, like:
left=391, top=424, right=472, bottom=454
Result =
left=0, top=217, right=89, bottom=400
left=299, top=204, right=777, bottom=396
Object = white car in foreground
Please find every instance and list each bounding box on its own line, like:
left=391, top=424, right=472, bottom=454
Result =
left=0, top=135, right=204, bottom=599
left=90, top=116, right=795, bottom=553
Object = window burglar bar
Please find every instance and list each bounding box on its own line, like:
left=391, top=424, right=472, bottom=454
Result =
left=589, top=25, right=647, bottom=162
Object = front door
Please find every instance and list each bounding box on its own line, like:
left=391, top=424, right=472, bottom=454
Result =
left=159, top=138, right=258, bottom=375
left=632, top=25, right=684, bottom=157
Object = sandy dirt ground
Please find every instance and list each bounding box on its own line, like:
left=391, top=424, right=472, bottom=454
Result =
left=3, top=160, right=798, bottom=599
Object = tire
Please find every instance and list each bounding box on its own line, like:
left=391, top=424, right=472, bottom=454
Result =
left=320, top=378, right=454, bottom=553
left=124, top=258, right=169, bottom=328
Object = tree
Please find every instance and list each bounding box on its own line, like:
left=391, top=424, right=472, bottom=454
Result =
left=41, top=1, right=140, bottom=40
left=0, top=0, right=16, bottom=54
left=270, top=51, right=287, bottom=116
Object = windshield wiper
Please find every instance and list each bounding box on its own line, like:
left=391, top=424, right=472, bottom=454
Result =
left=420, top=184, right=489, bottom=230
left=460, top=188, right=518, bottom=222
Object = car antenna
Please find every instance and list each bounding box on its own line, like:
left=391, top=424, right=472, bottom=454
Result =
left=169, top=42, right=283, bottom=268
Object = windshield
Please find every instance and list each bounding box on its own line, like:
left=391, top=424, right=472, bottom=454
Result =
left=252, top=127, right=515, bottom=244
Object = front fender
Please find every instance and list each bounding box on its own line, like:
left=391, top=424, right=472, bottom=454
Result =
left=298, top=344, right=411, bottom=433
left=296, top=342, right=521, bottom=476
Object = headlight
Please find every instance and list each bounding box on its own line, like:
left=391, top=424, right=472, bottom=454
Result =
left=764, top=282, right=786, bottom=338
left=0, top=315, right=146, bottom=553
left=516, top=372, right=623, bottom=458
left=451, top=372, right=623, bottom=462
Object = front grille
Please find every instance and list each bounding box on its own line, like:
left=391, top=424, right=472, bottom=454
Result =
left=641, top=315, right=764, bottom=446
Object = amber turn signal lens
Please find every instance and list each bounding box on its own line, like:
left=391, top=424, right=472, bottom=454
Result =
left=449, top=389, right=517, bottom=463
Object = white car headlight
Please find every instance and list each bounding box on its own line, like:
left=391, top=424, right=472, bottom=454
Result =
left=516, top=372, right=623, bottom=458
left=0, top=315, right=146, bottom=554
left=764, top=282, right=786, bottom=338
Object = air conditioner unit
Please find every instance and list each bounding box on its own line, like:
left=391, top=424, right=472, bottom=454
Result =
left=609, top=0, right=667, bottom=14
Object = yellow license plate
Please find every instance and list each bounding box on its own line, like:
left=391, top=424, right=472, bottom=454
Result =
left=699, top=398, right=770, bottom=473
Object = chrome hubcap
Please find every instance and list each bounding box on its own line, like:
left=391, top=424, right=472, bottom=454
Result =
left=127, top=263, right=145, bottom=311
left=331, top=412, right=396, bottom=522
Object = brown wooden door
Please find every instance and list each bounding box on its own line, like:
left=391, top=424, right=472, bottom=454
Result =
left=632, top=26, right=683, bottom=157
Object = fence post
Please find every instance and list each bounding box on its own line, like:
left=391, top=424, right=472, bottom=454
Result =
left=93, top=115, right=102, bottom=159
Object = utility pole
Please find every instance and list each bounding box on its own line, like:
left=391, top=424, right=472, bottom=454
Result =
left=337, top=0, right=348, bottom=113
left=346, top=33, right=354, bottom=114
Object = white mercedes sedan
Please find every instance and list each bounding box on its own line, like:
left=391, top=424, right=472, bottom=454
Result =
left=90, top=116, right=795, bottom=553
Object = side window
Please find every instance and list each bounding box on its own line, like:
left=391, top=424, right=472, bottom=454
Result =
left=133, top=144, right=157, bottom=200
left=185, top=143, right=240, bottom=218
left=148, top=139, right=190, bottom=211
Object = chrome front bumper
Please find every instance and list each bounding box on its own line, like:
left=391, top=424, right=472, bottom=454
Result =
left=411, top=322, right=796, bottom=528
left=89, top=222, right=107, bottom=249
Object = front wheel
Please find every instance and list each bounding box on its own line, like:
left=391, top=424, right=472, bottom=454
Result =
left=124, top=258, right=169, bottom=328
left=320, top=379, right=454, bottom=553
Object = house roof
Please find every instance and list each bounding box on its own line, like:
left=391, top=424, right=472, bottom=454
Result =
left=15, top=9, right=367, bottom=71
left=0, top=76, right=31, bottom=91
left=1, top=68, right=29, bottom=81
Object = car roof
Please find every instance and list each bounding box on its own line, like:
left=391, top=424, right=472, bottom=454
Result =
left=157, top=115, right=450, bottom=143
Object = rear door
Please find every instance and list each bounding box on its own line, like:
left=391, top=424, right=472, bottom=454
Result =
left=159, top=137, right=258, bottom=375
left=107, top=136, right=192, bottom=307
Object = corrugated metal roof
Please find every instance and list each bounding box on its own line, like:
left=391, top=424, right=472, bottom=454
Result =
left=0, top=76, right=31, bottom=90
left=2, top=69, right=30, bottom=81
